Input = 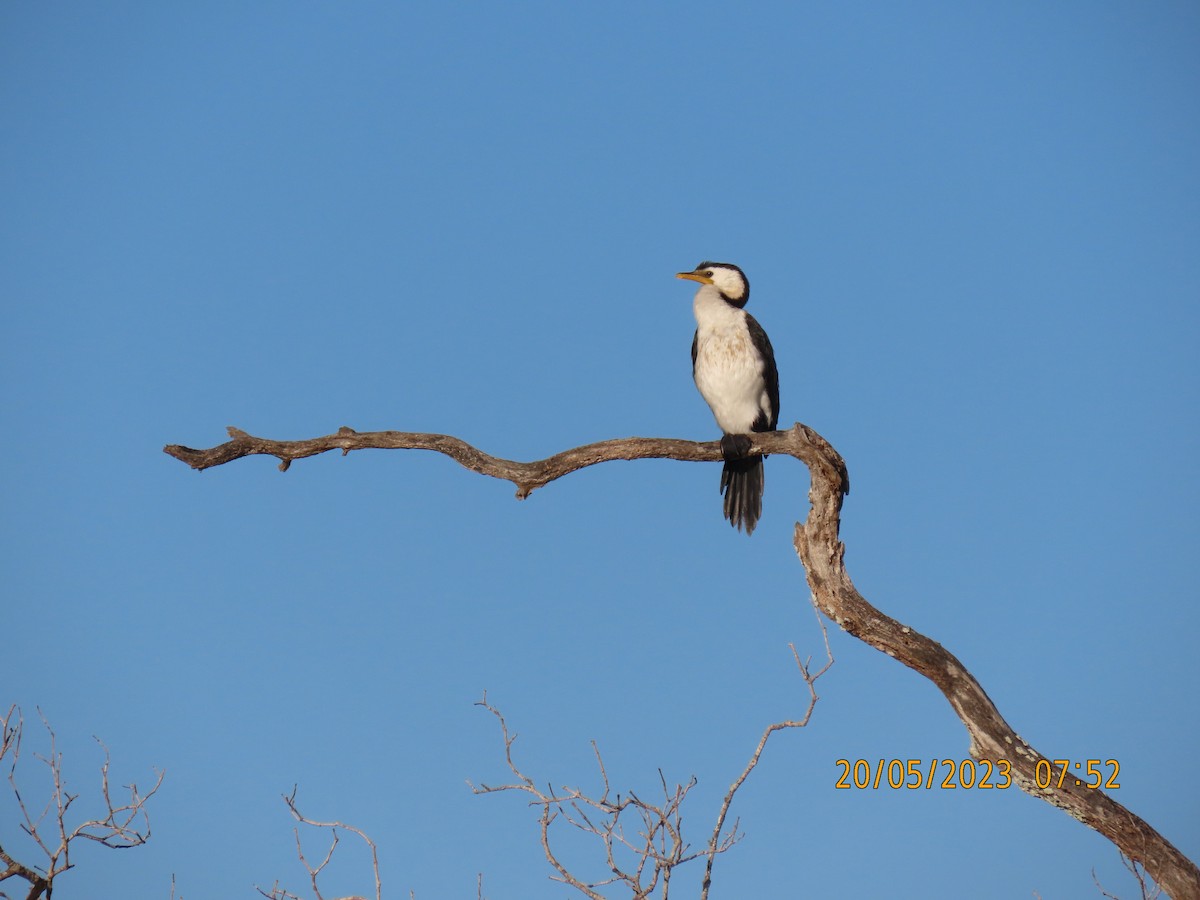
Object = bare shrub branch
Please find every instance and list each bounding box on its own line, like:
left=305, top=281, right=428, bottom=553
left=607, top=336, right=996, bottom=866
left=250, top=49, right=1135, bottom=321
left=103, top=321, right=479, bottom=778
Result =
left=470, top=632, right=831, bottom=900
left=1093, top=853, right=1163, bottom=900
left=700, top=612, right=833, bottom=900
left=0, top=706, right=163, bottom=900
left=255, top=788, right=381, bottom=900
left=164, top=422, right=1199, bottom=897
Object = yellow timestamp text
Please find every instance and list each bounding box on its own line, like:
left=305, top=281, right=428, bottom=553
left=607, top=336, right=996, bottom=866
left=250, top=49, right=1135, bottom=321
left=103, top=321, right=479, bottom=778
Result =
left=834, top=758, right=1121, bottom=791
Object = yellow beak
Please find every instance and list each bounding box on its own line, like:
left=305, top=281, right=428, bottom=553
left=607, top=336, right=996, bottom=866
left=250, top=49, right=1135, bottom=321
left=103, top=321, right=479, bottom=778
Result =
left=676, top=270, right=713, bottom=285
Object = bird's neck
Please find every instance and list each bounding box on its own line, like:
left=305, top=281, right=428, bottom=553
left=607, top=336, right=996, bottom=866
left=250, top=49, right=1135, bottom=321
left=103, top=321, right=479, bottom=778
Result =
left=693, top=286, right=744, bottom=330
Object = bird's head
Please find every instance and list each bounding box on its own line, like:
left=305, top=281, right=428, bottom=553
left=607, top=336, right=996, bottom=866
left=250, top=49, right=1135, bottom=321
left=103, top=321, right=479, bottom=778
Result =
left=676, top=261, right=750, bottom=307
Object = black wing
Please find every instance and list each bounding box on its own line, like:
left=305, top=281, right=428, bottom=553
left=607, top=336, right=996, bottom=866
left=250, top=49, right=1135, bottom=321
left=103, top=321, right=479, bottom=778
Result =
left=744, top=313, right=780, bottom=431
left=690, top=330, right=699, bottom=379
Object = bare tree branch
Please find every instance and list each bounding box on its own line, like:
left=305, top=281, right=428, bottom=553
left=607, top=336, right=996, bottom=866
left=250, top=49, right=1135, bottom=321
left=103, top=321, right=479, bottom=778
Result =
left=164, top=422, right=1198, bottom=897
left=468, top=695, right=607, bottom=899
left=470, top=692, right=740, bottom=899
left=786, top=434, right=1197, bottom=898
left=162, top=425, right=844, bottom=501
left=470, top=634, right=831, bottom=900
left=0, top=706, right=162, bottom=900
left=1094, top=854, right=1163, bottom=900
left=700, top=613, right=833, bottom=900
left=255, top=788, right=381, bottom=900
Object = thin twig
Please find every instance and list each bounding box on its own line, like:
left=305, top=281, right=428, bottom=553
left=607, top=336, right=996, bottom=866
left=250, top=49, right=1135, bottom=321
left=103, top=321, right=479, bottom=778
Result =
left=700, top=612, right=834, bottom=900
left=1092, top=852, right=1163, bottom=900
left=472, top=680, right=815, bottom=900
left=254, top=787, right=381, bottom=900
left=0, top=707, right=161, bottom=900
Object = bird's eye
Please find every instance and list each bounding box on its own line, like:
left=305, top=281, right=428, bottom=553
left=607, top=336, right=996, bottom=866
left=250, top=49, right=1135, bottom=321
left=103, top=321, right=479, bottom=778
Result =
left=702, top=271, right=713, bottom=278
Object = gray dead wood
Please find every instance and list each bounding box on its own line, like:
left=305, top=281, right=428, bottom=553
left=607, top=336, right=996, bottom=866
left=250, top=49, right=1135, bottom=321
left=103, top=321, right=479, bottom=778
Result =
left=164, top=423, right=1199, bottom=898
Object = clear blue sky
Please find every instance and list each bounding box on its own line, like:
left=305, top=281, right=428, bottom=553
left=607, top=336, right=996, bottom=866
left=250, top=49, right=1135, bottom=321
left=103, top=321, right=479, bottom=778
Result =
left=3, top=3, right=1198, bottom=898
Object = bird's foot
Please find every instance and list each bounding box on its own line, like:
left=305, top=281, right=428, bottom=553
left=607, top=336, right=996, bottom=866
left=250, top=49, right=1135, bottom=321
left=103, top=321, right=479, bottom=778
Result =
left=719, top=433, right=753, bottom=461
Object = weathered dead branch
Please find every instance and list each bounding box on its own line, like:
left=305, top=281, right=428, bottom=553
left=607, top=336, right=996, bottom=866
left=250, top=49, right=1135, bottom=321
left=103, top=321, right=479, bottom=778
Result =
left=162, top=425, right=846, bottom=501
left=163, top=423, right=1198, bottom=897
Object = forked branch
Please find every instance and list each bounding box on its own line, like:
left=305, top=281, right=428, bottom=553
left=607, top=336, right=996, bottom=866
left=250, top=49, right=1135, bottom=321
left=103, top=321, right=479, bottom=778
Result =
left=164, top=423, right=1199, bottom=897
left=0, top=706, right=163, bottom=900
left=255, top=788, right=382, bottom=900
left=468, top=663, right=832, bottom=900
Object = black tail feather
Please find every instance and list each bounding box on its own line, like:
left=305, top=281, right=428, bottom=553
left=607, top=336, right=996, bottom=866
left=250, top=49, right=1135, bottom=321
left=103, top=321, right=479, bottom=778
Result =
left=720, top=454, right=764, bottom=535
